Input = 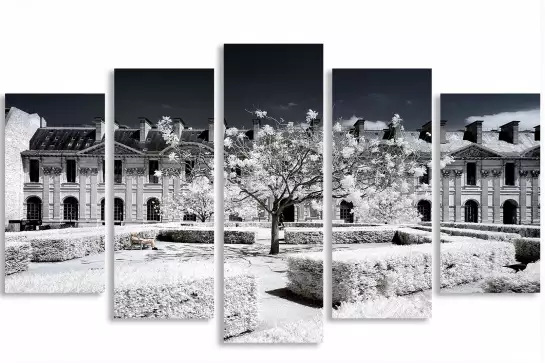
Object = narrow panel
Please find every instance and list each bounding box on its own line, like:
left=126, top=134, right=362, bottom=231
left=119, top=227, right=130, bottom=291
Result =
left=223, top=44, right=324, bottom=343
left=331, top=69, right=432, bottom=318
left=4, top=93, right=106, bottom=293
left=440, top=93, right=540, bottom=294
left=113, top=69, right=215, bottom=319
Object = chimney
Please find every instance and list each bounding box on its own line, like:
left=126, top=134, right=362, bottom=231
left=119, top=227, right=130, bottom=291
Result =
left=94, top=117, right=105, bottom=142
left=172, top=117, right=185, bottom=140
left=419, top=121, right=432, bottom=143
left=113, top=121, right=119, bottom=130
left=499, top=121, right=520, bottom=144
left=534, top=125, right=540, bottom=141
left=40, top=116, right=47, bottom=128
left=252, top=118, right=261, bottom=140
left=440, top=120, right=447, bottom=144
left=208, top=118, right=214, bottom=143
left=354, top=119, right=366, bottom=137
left=139, top=117, right=152, bottom=143
left=464, top=120, right=483, bottom=144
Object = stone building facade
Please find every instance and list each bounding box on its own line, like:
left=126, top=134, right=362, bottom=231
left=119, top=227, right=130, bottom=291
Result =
left=440, top=120, right=540, bottom=225
left=333, top=119, right=433, bottom=223
left=14, top=111, right=214, bottom=228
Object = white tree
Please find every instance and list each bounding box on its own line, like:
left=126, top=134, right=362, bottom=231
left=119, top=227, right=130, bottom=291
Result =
left=224, top=109, right=323, bottom=254
left=333, top=114, right=429, bottom=224
left=160, top=175, right=215, bottom=222
left=155, top=116, right=214, bottom=222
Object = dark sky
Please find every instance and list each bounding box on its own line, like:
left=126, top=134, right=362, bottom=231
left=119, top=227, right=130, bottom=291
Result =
left=5, top=94, right=104, bottom=126
left=224, top=44, right=323, bottom=128
left=333, top=69, right=432, bottom=130
left=115, top=69, right=214, bottom=129
left=441, top=93, right=540, bottom=130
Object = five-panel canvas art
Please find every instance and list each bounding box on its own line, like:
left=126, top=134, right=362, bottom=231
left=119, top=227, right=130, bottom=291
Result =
left=3, top=44, right=541, bottom=343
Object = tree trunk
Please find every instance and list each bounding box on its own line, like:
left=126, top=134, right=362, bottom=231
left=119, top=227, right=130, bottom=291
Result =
left=270, top=213, right=280, bottom=255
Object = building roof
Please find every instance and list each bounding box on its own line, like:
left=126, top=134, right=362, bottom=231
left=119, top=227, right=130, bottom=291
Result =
left=28, top=127, right=98, bottom=152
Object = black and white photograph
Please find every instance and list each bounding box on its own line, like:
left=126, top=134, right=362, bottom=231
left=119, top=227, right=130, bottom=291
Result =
left=439, top=93, right=540, bottom=294
left=330, top=69, right=433, bottom=319
left=223, top=44, right=324, bottom=343
left=113, top=69, right=215, bottom=318
left=4, top=93, right=106, bottom=293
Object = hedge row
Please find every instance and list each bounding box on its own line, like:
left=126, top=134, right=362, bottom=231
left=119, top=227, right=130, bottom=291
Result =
left=421, top=221, right=540, bottom=238
left=223, top=272, right=259, bottom=338
left=482, top=264, right=540, bottom=293
left=114, top=261, right=214, bottom=319
left=156, top=228, right=256, bottom=244
left=284, top=226, right=397, bottom=245
left=284, top=222, right=378, bottom=228
left=5, top=242, right=32, bottom=275
left=5, top=269, right=105, bottom=293
left=332, top=293, right=432, bottom=319
left=440, top=241, right=515, bottom=288
left=408, top=225, right=519, bottom=243
left=514, top=238, right=540, bottom=264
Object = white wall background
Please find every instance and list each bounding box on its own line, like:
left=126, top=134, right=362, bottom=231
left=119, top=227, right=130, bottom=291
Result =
left=0, top=1, right=542, bottom=362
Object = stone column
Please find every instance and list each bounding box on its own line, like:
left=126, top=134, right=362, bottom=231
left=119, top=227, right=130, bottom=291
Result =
left=480, top=169, right=489, bottom=223
left=42, top=174, right=50, bottom=220
left=125, top=174, right=133, bottom=223
left=492, top=169, right=502, bottom=223
left=90, top=169, right=98, bottom=221
left=531, top=170, right=540, bottom=224
left=79, top=173, right=87, bottom=220
left=46, top=167, right=63, bottom=221
left=454, top=170, right=463, bottom=222
left=441, top=170, right=450, bottom=222
left=519, top=170, right=528, bottom=224
left=136, top=172, right=144, bottom=222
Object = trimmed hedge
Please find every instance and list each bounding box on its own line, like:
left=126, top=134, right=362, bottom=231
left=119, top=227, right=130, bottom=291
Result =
left=224, top=272, right=259, bottom=338
left=440, top=241, right=515, bottom=288
left=392, top=228, right=434, bottom=245
left=422, top=221, right=540, bottom=238
left=5, top=242, right=32, bottom=275
left=284, top=222, right=378, bottom=228
left=157, top=228, right=214, bottom=244
left=286, top=253, right=324, bottom=301
left=227, top=313, right=323, bottom=343
left=482, top=264, right=540, bottom=293
left=224, top=229, right=257, bottom=244
left=27, top=233, right=103, bottom=262
left=5, top=269, right=105, bottom=293
left=284, top=226, right=397, bottom=245
left=114, top=261, right=214, bottom=319
left=333, top=293, right=431, bottom=319
left=514, top=238, right=540, bottom=264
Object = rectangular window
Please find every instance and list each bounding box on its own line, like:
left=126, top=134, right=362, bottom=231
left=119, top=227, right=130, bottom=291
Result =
left=505, top=163, right=515, bottom=186
left=66, top=160, right=76, bottom=183
left=149, top=160, right=159, bottom=183
left=466, top=162, right=476, bottom=186
left=29, top=160, right=40, bottom=182
left=102, top=160, right=106, bottom=182
left=114, top=160, right=122, bottom=183
left=419, top=165, right=430, bottom=184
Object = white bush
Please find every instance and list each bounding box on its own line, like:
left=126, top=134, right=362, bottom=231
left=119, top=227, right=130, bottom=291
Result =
left=5, top=269, right=104, bottom=293
left=227, top=313, right=323, bottom=343
left=514, top=238, right=540, bottom=263
left=284, top=226, right=397, bottom=245
left=440, top=241, right=515, bottom=288
left=157, top=227, right=214, bottom=244
left=5, top=242, right=32, bottom=275
left=114, top=261, right=214, bottom=319
left=224, top=271, right=259, bottom=338
left=286, top=253, right=324, bottom=301
left=333, top=293, right=431, bottom=319
left=482, top=263, right=540, bottom=293
left=28, top=233, right=103, bottom=262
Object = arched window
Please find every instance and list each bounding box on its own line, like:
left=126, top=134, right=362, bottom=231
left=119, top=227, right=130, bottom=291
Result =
left=503, top=199, right=518, bottom=225
left=26, top=196, right=42, bottom=220
left=464, top=200, right=479, bottom=223
left=417, top=200, right=431, bottom=222
left=340, top=200, right=354, bottom=223
left=147, top=198, right=161, bottom=221
left=114, top=198, right=124, bottom=221
left=63, top=197, right=79, bottom=221
left=100, top=199, right=105, bottom=221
